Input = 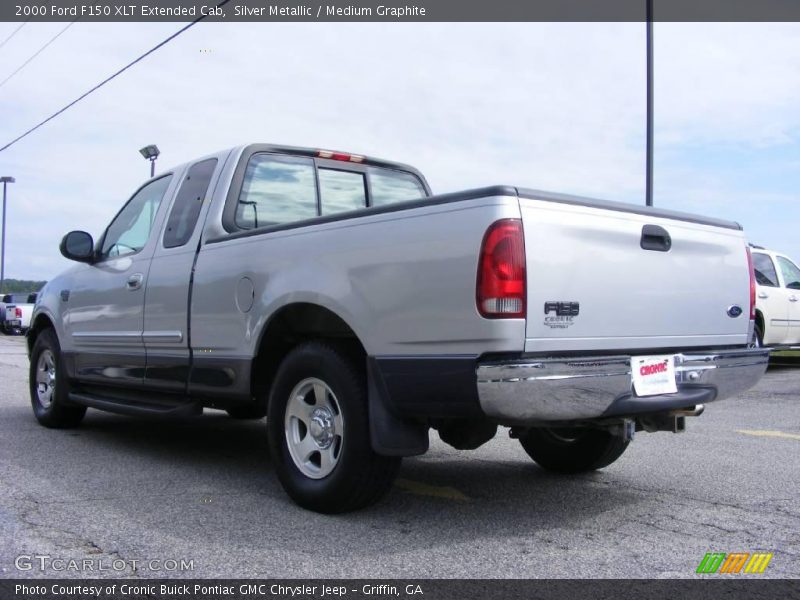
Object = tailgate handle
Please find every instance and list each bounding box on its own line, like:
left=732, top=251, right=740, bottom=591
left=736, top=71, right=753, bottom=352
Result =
left=641, top=224, right=672, bottom=252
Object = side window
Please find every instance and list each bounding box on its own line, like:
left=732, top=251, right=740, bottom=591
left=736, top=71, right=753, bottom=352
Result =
left=753, top=253, right=779, bottom=287
left=369, top=168, right=426, bottom=207
left=164, top=159, right=217, bottom=248
left=319, top=169, right=366, bottom=215
left=235, top=154, right=316, bottom=229
left=777, top=256, right=800, bottom=290
left=100, top=175, right=172, bottom=259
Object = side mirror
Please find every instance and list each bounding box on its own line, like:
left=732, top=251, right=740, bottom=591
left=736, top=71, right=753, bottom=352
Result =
left=60, top=231, right=95, bottom=263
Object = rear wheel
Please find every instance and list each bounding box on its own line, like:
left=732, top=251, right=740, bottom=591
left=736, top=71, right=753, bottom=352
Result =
left=751, top=322, right=764, bottom=348
left=267, top=342, right=401, bottom=513
left=29, top=329, right=86, bottom=428
left=518, top=427, right=629, bottom=473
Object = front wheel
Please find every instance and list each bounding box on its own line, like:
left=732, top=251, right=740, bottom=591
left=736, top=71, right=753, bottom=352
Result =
left=29, top=329, right=86, bottom=428
left=267, top=342, right=401, bottom=513
left=518, top=427, right=629, bottom=473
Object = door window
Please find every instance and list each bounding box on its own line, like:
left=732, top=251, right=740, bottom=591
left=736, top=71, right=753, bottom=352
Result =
left=100, top=176, right=172, bottom=258
left=753, top=253, right=779, bottom=287
left=163, top=159, right=217, bottom=248
left=777, top=256, right=800, bottom=290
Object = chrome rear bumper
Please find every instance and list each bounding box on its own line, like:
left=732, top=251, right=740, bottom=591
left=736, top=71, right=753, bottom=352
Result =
left=476, top=349, right=770, bottom=424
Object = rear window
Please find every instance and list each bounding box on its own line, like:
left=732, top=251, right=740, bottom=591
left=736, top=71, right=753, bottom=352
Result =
left=369, top=169, right=426, bottom=207
left=226, top=151, right=428, bottom=233
left=319, top=169, right=367, bottom=215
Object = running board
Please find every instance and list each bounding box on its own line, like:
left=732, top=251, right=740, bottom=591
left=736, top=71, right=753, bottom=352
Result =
left=68, top=392, right=202, bottom=418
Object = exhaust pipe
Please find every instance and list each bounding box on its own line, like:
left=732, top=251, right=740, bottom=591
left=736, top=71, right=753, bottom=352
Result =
left=671, top=404, right=705, bottom=417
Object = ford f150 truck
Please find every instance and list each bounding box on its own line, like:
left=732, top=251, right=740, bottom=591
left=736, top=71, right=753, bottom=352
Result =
left=28, top=143, right=769, bottom=513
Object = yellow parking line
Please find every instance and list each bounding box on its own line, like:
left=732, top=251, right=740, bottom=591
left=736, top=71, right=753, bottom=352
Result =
left=736, top=429, right=800, bottom=441
left=394, top=478, right=469, bottom=502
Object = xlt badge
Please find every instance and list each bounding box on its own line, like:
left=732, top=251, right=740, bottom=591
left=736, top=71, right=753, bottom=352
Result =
left=544, top=301, right=579, bottom=329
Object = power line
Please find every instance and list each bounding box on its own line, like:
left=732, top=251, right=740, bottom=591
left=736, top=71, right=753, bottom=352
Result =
left=0, top=0, right=230, bottom=154
left=0, top=21, right=28, bottom=50
left=0, top=21, right=76, bottom=90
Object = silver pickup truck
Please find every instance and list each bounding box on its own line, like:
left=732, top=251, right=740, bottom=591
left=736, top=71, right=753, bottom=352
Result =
left=28, top=143, right=769, bottom=513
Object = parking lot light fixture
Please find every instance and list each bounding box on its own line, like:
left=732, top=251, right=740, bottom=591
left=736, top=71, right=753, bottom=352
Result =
left=0, top=176, right=15, bottom=294
left=139, top=144, right=160, bottom=177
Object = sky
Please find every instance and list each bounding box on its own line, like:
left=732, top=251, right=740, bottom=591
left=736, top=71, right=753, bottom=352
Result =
left=0, top=21, right=798, bottom=281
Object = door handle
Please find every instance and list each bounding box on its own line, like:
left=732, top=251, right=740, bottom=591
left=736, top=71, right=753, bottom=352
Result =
left=126, top=273, right=144, bottom=290
left=640, top=224, right=672, bottom=252
left=790, top=296, right=798, bottom=303
left=757, top=292, right=768, bottom=299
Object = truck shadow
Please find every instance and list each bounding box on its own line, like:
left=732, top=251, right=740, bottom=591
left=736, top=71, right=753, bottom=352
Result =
left=30, top=409, right=645, bottom=562
left=73, top=411, right=635, bottom=510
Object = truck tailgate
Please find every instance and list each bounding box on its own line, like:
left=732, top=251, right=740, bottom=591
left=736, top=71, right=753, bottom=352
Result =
left=519, top=193, right=750, bottom=353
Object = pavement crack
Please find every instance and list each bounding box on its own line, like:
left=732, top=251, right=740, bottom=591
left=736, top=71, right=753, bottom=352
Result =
left=14, top=496, right=142, bottom=578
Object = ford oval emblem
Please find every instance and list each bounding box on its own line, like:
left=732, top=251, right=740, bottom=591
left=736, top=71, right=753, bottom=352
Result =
left=727, top=305, right=743, bottom=318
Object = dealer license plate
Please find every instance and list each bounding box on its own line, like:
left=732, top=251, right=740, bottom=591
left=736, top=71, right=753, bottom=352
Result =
left=631, top=355, right=678, bottom=397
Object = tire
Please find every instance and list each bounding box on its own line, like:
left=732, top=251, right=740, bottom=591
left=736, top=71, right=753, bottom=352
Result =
left=267, top=342, right=401, bottom=513
left=752, top=322, right=764, bottom=348
left=226, top=405, right=266, bottom=419
left=518, top=427, right=629, bottom=473
left=29, top=328, right=86, bottom=428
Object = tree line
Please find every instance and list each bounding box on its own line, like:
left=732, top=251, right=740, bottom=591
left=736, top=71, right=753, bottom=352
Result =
left=1, top=279, right=47, bottom=294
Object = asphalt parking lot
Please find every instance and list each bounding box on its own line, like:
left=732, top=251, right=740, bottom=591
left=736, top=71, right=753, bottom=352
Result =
left=0, top=334, right=798, bottom=579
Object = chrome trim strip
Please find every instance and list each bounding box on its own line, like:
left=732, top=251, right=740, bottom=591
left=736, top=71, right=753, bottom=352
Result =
left=72, top=331, right=141, bottom=338
left=142, top=330, right=183, bottom=343
left=72, top=331, right=142, bottom=345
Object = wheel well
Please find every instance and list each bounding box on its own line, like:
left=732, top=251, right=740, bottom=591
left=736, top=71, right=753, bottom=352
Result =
left=27, top=314, right=55, bottom=355
left=251, top=303, right=365, bottom=404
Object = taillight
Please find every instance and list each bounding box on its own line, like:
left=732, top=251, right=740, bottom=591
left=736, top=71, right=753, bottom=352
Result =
left=746, top=246, right=756, bottom=320
left=15, top=307, right=22, bottom=318
left=316, top=150, right=365, bottom=163
left=477, top=219, right=526, bottom=319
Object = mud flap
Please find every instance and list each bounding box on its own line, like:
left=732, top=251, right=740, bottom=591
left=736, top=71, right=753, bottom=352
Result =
left=367, top=358, right=429, bottom=457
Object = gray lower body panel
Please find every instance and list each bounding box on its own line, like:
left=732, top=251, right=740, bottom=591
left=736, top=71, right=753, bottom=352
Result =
left=476, top=348, right=770, bottom=425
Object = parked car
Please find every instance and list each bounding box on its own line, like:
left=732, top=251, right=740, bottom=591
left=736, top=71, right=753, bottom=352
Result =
left=750, top=245, right=800, bottom=348
left=28, top=143, right=769, bottom=513
left=1, top=293, right=35, bottom=334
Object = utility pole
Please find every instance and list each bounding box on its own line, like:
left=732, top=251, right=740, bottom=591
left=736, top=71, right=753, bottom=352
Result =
left=645, top=0, right=654, bottom=206
left=0, top=176, right=15, bottom=294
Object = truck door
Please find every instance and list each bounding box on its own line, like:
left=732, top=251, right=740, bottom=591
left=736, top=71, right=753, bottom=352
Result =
left=753, top=252, right=788, bottom=345
left=776, top=255, right=800, bottom=345
left=142, top=158, right=221, bottom=391
left=64, top=175, right=175, bottom=385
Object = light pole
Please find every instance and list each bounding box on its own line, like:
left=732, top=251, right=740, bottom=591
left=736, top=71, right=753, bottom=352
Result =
left=139, top=144, right=160, bottom=177
left=645, top=0, right=654, bottom=206
left=0, top=176, right=15, bottom=294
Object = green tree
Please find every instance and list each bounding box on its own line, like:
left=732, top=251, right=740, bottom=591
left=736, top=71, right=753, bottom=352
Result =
left=0, top=279, right=46, bottom=294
